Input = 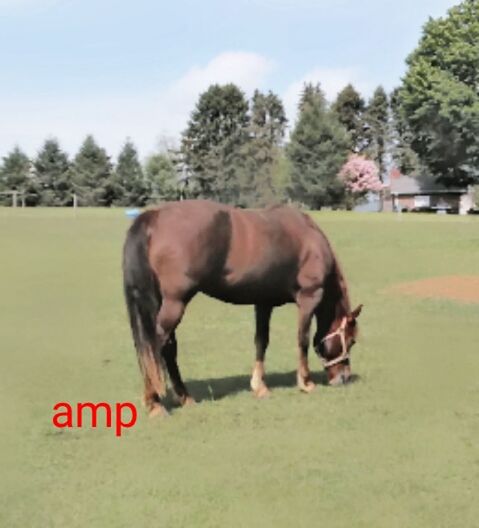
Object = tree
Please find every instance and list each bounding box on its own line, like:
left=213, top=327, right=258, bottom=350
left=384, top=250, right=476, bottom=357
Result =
left=364, top=86, right=389, bottom=181
left=332, top=84, right=367, bottom=152
left=70, top=136, right=113, bottom=206
left=34, top=139, right=71, bottom=206
left=238, top=90, right=288, bottom=207
left=390, top=88, right=423, bottom=176
left=144, top=152, right=179, bottom=202
left=0, top=147, right=37, bottom=205
left=338, top=154, right=383, bottom=209
left=181, top=83, right=249, bottom=202
left=396, top=0, right=479, bottom=187
left=114, top=140, right=149, bottom=206
left=250, top=90, right=287, bottom=144
left=286, top=83, right=350, bottom=208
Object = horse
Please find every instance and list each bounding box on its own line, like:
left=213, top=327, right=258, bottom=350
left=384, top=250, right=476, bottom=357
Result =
left=122, top=199, right=362, bottom=417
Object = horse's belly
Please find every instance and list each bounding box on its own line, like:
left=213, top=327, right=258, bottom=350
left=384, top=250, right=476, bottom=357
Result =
left=200, top=274, right=294, bottom=306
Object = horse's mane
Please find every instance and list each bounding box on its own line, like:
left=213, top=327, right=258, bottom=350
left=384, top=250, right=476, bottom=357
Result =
left=331, top=252, right=351, bottom=316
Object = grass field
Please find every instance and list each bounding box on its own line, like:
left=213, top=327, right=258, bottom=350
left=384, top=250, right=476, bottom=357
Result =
left=1, top=207, right=479, bottom=528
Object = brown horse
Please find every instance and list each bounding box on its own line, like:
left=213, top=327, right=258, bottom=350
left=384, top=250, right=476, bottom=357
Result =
left=123, top=199, right=362, bottom=417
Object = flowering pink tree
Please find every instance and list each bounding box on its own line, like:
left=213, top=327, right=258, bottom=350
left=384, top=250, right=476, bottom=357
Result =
left=338, top=154, right=383, bottom=208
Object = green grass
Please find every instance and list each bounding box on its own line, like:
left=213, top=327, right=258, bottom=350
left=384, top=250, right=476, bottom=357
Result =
left=1, top=207, right=479, bottom=528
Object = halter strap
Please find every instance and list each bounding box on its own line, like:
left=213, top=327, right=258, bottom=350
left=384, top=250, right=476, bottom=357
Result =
left=320, top=316, right=349, bottom=368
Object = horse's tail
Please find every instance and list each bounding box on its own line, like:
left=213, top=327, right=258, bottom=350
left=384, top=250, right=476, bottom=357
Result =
left=122, top=210, right=166, bottom=397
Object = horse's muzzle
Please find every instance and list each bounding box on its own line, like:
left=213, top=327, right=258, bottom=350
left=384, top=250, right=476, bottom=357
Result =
left=328, top=364, right=351, bottom=386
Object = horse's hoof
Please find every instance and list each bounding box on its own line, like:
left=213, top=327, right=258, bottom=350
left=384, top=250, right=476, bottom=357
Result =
left=182, top=396, right=196, bottom=407
left=253, top=385, right=271, bottom=399
left=298, top=379, right=316, bottom=393
left=148, top=404, right=169, bottom=418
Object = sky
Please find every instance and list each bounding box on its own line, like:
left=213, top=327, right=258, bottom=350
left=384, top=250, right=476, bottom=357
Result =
left=0, top=0, right=459, bottom=160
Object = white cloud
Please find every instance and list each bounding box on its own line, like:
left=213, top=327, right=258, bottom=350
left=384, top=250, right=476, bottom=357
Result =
left=167, top=51, right=275, bottom=104
left=0, top=51, right=275, bottom=159
left=156, top=51, right=275, bottom=140
left=283, top=67, right=374, bottom=128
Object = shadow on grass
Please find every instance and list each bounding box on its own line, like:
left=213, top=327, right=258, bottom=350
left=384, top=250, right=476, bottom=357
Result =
left=180, top=370, right=360, bottom=403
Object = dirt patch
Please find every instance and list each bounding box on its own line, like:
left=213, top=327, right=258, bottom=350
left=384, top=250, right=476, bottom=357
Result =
left=388, top=275, right=479, bottom=304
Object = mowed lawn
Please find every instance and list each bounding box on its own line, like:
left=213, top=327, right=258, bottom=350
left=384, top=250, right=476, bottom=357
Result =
left=1, top=207, right=479, bottom=528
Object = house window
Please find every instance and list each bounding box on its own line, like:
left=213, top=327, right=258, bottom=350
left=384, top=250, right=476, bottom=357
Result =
left=414, top=195, right=430, bottom=208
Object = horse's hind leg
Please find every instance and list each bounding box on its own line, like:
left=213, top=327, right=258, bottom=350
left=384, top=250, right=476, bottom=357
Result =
left=152, top=297, right=191, bottom=410
left=250, top=305, right=272, bottom=398
left=162, top=331, right=194, bottom=406
left=141, top=345, right=168, bottom=418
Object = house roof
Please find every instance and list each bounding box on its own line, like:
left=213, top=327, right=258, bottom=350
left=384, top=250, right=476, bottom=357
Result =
left=389, top=175, right=420, bottom=194
left=388, top=169, right=468, bottom=196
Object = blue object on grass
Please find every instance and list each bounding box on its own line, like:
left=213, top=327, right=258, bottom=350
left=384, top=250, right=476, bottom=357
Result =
left=125, top=208, right=141, bottom=219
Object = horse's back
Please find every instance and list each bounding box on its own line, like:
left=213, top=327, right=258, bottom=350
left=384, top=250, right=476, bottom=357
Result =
left=141, top=200, right=335, bottom=305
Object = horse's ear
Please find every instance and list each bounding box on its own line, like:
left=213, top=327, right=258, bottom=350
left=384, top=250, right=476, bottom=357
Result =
left=349, top=304, right=363, bottom=321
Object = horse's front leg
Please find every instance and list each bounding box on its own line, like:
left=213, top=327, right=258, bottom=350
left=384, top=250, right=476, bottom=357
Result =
left=296, top=290, right=323, bottom=393
left=250, top=305, right=273, bottom=398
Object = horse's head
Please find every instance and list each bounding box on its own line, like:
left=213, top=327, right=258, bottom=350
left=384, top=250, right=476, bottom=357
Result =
left=316, top=304, right=363, bottom=386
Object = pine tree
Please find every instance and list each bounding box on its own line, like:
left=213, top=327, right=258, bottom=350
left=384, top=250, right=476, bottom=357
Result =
left=0, top=147, right=38, bottom=206
left=332, top=84, right=367, bottom=152
left=181, top=83, right=249, bottom=202
left=144, top=152, right=178, bottom=202
left=364, top=86, right=390, bottom=181
left=114, top=140, right=149, bottom=206
left=250, top=90, right=287, bottom=144
left=34, top=139, right=71, bottom=206
left=238, top=90, right=288, bottom=207
left=286, top=83, right=350, bottom=209
left=70, top=136, right=113, bottom=206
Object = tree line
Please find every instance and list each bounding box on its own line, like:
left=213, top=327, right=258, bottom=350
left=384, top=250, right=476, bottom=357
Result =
left=1, top=0, right=477, bottom=208
left=0, top=135, right=178, bottom=207
left=0, top=83, right=389, bottom=209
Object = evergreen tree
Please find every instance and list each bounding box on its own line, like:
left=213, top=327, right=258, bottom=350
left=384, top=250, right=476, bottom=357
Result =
left=70, top=136, right=113, bottom=206
left=250, top=90, right=287, bottom=144
left=332, top=84, right=367, bottom=152
left=396, top=0, right=479, bottom=187
left=181, top=83, right=249, bottom=202
left=238, top=90, right=288, bottom=207
left=144, top=152, right=179, bottom=202
left=364, top=86, right=389, bottom=182
left=0, top=147, right=38, bottom=206
left=114, top=140, right=149, bottom=206
left=34, top=139, right=71, bottom=206
left=286, top=83, right=350, bottom=208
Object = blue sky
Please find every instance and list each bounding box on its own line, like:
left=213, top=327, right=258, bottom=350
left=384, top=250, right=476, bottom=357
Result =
left=0, top=0, right=458, bottom=159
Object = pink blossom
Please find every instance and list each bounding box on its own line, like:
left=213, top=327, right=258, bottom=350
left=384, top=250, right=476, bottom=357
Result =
left=339, top=155, right=383, bottom=195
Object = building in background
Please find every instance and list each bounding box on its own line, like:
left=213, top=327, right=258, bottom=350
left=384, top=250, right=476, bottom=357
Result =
left=383, top=168, right=475, bottom=215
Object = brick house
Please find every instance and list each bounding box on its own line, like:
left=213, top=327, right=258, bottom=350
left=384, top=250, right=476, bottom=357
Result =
left=383, top=169, right=475, bottom=215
